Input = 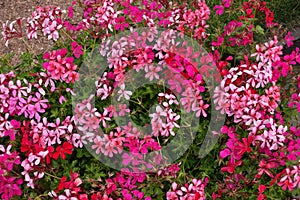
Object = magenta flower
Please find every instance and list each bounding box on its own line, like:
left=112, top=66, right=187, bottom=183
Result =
left=0, top=176, right=23, bottom=200
left=68, top=6, right=74, bottom=18
left=214, top=5, right=224, bottom=15
left=212, top=36, right=224, bottom=47
left=114, top=16, right=129, bottom=32
left=71, top=41, right=83, bottom=59
left=285, top=32, right=294, bottom=47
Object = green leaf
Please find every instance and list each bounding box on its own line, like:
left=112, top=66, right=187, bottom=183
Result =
left=255, top=25, right=265, bottom=35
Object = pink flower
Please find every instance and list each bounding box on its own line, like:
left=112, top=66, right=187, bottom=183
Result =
left=222, top=0, right=232, bottom=8
left=43, top=48, right=79, bottom=83
left=166, top=182, right=180, bottom=200
left=92, top=136, right=104, bottom=154
left=98, top=110, right=111, bottom=128
left=59, top=95, right=67, bottom=104
left=97, top=83, right=112, bottom=100
left=0, top=176, right=23, bottom=200
left=278, top=168, right=294, bottom=191
left=192, top=100, right=209, bottom=117
left=71, top=41, right=83, bottom=59
left=2, top=18, right=23, bottom=47
left=214, top=5, right=224, bottom=15
left=26, top=6, right=63, bottom=41
left=10, top=120, right=20, bottom=129
left=220, top=148, right=231, bottom=159
left=114, top=16, right=129, bottom=32
left=212, top=36, right=224, bottom=47
left=145, top=65, right=162, bottom=81
left=256, top=160, right=277, bottom=178
left=285, top=32, right=294, bottom=47
left=117, top=84, right=132, bottom=101
left=122, top=153, right=132, bottom=166
left=166, top=179, right=206, bottom=200
left=167, top=75, right=183, bottom=93
left=68, top=6, right=74, bottom=18
left=118, top=104, right=130, bottom=116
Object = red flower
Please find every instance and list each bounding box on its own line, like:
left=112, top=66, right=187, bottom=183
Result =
left=53, top=142, right=73, bottom=160
left=221, top=160, right=242, bottom=174
left=45, top=146, right=55, bottom=164
left=256, top=160, right=277, bottom=178
left=20, top=133, right=32, bottom=154
left=258, top=184, right=266, bottom=194
left=234, top=136, right=253, bottom=157
left=56, top=176, right=67, bottom=192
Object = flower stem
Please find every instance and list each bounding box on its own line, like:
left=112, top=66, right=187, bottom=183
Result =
left=44, top=171, right=61, bottom=180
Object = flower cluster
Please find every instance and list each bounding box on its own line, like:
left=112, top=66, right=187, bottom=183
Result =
left=219, top=126, right=252, bottom=173
left=49, top=172, right=86, bottom=199
left=166, top=178, right=207, bottom=200
left=242, top=0, right=275, bottom=27
left=211, top=17, right=300, bottom=200
left=1, top=0, right=300, bottom=199
left=277, top=162, right=300, bottom=191
left=0, top=145, right=23, bottom=200
left=214, top=0, right=232, bottom=15
left=150, top=93, right=180, bottom=137
left=1, top=18, right=23, bottom=47
left=177, top=1, right=210, bottom=40
left=26, top=6, right=64, bottom=40
left=288, top=93, right=300, bottom=112
left=20, top=116, right=78, bottom=188
left=43, top=48, right=79, bottom=83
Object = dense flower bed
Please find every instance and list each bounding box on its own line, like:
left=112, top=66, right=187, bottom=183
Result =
left=1, top=0, right=300, bottom=199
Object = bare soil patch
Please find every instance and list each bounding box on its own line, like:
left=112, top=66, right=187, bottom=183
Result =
left=0, top=0, right=73, bottom=65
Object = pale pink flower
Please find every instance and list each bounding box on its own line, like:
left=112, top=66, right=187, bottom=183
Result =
left=118, top=104, right=130, bottom=116
left=92, top=136, right=104, bottom=154
left=192, top=100, right=209, bottom=117
left=145, top=65, right=162, bottom=81
left=97, top=110, right=111, bottom=128
left=117, top=84, right=132, bottom=101
left=96, top=83, right=112, bottom=100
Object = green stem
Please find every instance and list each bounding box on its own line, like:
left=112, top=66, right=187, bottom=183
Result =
left=44, top=171, right=61, bottom=180
left=61, top=29, right=76, bottom=42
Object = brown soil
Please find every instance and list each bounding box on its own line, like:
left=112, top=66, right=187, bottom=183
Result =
left=0, top=0, right=73, bottom=65
left=1, top=1, right=300, bottom=67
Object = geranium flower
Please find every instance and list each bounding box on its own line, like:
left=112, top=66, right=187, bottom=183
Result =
left=71, top=42, right=83, bottom=59
left=284, top=31, right=294, bottom=47
left=1, top=18, right=23, bottom=47
left=114, top=16, right=129, bottom=32
left=145, top=65, right=162, bottom=81
left=214, top=5, right=224, bottom=15
left=53, top=142, right=73, bottom=160
left=192, top=100, right=209, bottom=117
left=117, top=84, right=132, bottom=101
left=26, top=6, right=63, bottom=41
left=0, top=176, right=23, bottom=200
left=221, top=160, right=242, bottom=174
